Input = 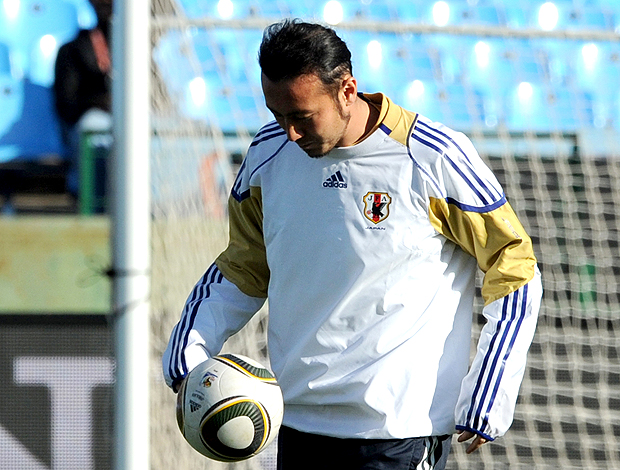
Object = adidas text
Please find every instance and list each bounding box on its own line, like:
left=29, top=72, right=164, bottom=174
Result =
left=323, top=181, right=348, bottom=188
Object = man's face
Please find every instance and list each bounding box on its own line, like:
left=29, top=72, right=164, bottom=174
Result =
left=261, top=73, right=351, bottom=158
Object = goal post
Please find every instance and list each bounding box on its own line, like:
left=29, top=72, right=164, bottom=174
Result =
left=149, top=12, right=620, bottom=470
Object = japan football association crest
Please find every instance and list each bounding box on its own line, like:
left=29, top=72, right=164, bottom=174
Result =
left=363, top=192, right=392, bottom=224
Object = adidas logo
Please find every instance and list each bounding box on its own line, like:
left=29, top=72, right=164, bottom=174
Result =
left=189, top=400, right=202, bottom=412
left=323, top=171, right=347, bottom=188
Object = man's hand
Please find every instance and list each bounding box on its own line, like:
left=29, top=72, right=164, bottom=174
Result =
left=172, top=377, right=186, bottom=393
left=457, top=430, right=488, bottom=454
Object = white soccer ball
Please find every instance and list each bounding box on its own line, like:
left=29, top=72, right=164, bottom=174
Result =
left=176, top=353, right=284, bottom=462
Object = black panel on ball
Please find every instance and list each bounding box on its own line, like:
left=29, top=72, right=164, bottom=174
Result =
left=200, top=397, right=268, bottom=460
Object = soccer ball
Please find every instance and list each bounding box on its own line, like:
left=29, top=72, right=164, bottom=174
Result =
left=176, top=353, right=284, bottom=462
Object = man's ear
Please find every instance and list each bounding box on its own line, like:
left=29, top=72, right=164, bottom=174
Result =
left=341, top=76, right=358, bottom=106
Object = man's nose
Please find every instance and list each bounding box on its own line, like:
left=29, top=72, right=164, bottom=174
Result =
left=285, top=121, right=302, bottom=142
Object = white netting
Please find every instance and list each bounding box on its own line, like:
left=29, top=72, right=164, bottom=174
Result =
left=150, top=4, right=620, bottom=469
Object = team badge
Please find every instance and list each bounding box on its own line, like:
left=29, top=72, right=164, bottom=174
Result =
left=363, top=192, right=391, bottom=224
left=201, top=372, right=218, bottom=388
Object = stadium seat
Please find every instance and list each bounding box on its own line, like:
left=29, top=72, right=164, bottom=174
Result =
left=359, top=2, right=394, bottom=21
left=473, top=5, right=503, bottom=25
left=440, top=83, right=484, bottom=130
left=508, top=42, right=549, bottom=85
left=390, top=34, right=437, bottom=83
left=16, top=0, right=79, bottom=46
left=403, top=79, right=443, bottom=123
left=546, top=89, right=583, bottom=131
left=567, top=8, right=612, bottom=30
left=506, top=82, right=550, bottom=132
left=474, top=85, right=505, bottom=129
left=7, top=0, right=80, bottom=85
left=0, top=78, right=65, bottom=160
left=287, top=1, right=313, bottom=19
left=540, top=39, right=574, bottom=87
left=0, top=42, right=10, bottom=75
left=0, top=75, right=25, bottom=143
left=463, top=38, right=514, bottom=94
left=256, top=1, right=295, bottom=19
left=502, top=5, right=531, bottom=28
left=391, top=2, right=420, bottom=22
left=211, top=29, right=247, bottom=84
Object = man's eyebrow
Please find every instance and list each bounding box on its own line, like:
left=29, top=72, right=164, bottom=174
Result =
left=266, top=106, right=312, bottom=118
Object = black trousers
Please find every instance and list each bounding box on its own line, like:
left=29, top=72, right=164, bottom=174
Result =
left=277, top=426, right=452, bottom=470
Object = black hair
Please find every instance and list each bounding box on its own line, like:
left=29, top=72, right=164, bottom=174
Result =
left=258, top=19, right=353, bottom=92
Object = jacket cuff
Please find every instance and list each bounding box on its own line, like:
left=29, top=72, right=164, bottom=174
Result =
left=455, top=425, right=495, bottom=441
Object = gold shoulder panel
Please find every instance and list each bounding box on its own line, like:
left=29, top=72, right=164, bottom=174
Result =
left=363, top=93, right=418, bottom=147
left=215, top=186, right=269, bottom=298
left=429, top=197, right=537, bottom=305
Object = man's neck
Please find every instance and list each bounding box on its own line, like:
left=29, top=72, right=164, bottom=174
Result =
left=349, top=96, right=380, bottom=146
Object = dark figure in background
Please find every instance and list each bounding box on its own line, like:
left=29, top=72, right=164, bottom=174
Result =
left=53, top=0, right=112, bottom=200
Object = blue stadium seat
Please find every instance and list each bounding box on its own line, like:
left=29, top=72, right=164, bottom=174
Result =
left=176, top=0, right=207, bottom=18
left=393, top=34, right=436, bottom=82
left=474, top=85, right=505, bottom=129
left=211, top=29, right=247, bottom=84
left=463, top=38, right=514, bottom=95
left=6, top=0, right=80, bottom=85
left=567, top=8, right=612, bottom=30
left=391, top=2, right=420, bottom=22
left=153, top=31, right=208, bottom=122
left=287, top=1, right=314, bottom=19
left=359, top=2, right=394, bottom=21
left=473, top=5, right=502, bottom=25
left=402, top=79, right=443, bottom=122
left=208, top=89, right=263, bottom=133
left=506, top=82, right=550, bottom=132
left=209, top=93, right=235, bottom=131
left=546, top=89, right=582, bottom=131
left=440, top=83, right=484, bottom=130
left=0, top=42, right=10, bottom=75
left=0, top=75, right=25, bottom=142
left=540, top=39, right=574, bottom=88
left=408, top=49, right=436, bottom=81
left=235, top=93, right=263, bottom=131
left=230, top=0, right=258, bottom=19
left=502, top=5, right=531, bottom=28
left=181, top=0, right=256, bottom=19
left=508, top=42, right=549, bottom=85
left=17, top=0, right=79, bottom=45
left=571, top=42, right=615, bottom=97
left=256, top=0, right=294, bottom=18
left=589, top=92, right=616, bottom=128
left=0, top=78, right=65, bottom=160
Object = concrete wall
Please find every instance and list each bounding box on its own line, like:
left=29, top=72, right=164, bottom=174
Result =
left=0, top=216, right=111, bottom=313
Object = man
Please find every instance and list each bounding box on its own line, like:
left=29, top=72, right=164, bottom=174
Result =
left=163, top=19, right=542, bottom=469
left=53, top=0, right=112, bottom=200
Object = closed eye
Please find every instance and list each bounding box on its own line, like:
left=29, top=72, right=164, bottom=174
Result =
left=267, top=107, right=313, bottom=123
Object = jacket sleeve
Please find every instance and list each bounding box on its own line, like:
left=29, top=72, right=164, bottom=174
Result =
left=161, top=263, right=266, bottom=390
left=454, top=269, right=541, bottom=440
left=162, top=158, right=271, bottom=390
left=430, top=196, right=541, bottom=439
left=430, top=197, right=542, bottom=439
left=423, top=126, right=542, bottom=440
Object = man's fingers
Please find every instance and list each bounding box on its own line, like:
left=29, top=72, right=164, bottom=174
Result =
left=456, top=431, right=488, bottom=454
left=466, top=435, right=488, bottom=454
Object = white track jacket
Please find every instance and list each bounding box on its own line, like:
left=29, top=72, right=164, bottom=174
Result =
left=163, top=93, right=542, bottom=441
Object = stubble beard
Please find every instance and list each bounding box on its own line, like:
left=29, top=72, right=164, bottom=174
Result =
left=304, top=104, right=352, bottom=159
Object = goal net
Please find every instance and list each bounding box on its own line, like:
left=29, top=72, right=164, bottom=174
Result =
left=149, top=4, right=620, bottom=469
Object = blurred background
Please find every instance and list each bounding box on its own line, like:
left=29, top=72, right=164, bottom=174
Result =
left=2, top=0, right=620, bottom=469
